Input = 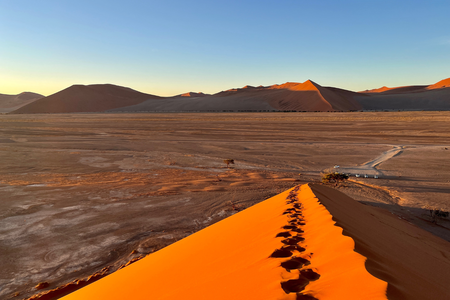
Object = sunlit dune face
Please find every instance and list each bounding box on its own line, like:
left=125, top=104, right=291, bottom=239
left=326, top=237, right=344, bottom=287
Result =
left=61, top=184, right=387, bottom=300
left=427, top=78, right=450, bottom=89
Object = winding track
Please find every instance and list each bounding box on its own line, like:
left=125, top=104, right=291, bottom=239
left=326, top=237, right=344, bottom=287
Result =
left=337, top=145, right=403, bottom=177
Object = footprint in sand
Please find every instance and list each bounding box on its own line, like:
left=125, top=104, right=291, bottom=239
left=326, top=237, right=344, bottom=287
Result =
left=270, top=187, right=321, bottom=300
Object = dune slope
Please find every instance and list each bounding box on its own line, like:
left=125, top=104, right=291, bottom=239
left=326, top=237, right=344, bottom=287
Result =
left=109, top=80, right=361, bottom=112
left=60, top=184, right=387, bottom=300
left=310, top=184, right=450, bottom=300
left=268, top=80, right=362, bottom=111
left=0, top=92, right=43, bottom=113
left=427, top=77, right=450, bottom=90
left=11, top=84, right=160, bottom=114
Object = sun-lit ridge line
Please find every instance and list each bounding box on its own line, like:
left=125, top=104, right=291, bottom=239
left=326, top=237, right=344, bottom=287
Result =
left=297, top=184, right=388, bottom=299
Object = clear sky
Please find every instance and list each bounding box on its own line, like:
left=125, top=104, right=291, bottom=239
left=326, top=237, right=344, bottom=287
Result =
left=1, top=0, right=449, bottom=96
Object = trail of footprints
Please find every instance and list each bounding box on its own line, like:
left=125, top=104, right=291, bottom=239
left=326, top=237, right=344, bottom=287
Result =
left=270, top=186, right=320, bottom=300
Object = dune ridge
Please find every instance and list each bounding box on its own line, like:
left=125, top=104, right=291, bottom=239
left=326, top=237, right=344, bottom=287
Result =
left=177, top=92, right=210, bottom=97
left=60, top=184, right=387, bottom=300
left=427, top=77, right=450, bottom=90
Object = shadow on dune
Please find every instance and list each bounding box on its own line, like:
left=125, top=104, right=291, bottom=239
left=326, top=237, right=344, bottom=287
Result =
left=310, top=184, right=450, bottom=300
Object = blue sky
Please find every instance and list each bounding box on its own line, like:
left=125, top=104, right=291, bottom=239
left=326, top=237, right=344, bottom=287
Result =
left=1, top=0, right=449, bottom=96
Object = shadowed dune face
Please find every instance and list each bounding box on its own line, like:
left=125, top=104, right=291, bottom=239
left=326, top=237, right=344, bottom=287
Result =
left=11, top=84, right=160, bottom=114
left=357, top=77, right=450, bottom=111
left=356, top=87, right=450, bottom=111
left=0, top=92, right=43, bottom=113
left=309, top=184, right=450, bottom=300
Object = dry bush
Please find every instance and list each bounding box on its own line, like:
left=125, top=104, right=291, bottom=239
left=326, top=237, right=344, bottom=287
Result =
left=223, top=159, right=235, bottom=168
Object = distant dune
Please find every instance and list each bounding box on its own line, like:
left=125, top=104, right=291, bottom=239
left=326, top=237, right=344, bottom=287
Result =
left=107, top=80, right=361, bottom=113
left=7, top=77, right=450, bottom=113
left=357, top=77, right=450, bottom=110
left=60, top=184, right=450, bottom=300
left=11, top=84, right=161, bottom=114
left=267, top=80, right=362, bottom=111
left=0, top=92, right=43, bottom=113
left=427, top=77, right=450, bottom=90
left=177, top=92, right=210, bottom=97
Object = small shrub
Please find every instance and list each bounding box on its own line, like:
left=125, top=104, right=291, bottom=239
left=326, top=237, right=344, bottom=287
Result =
left=224, top=159, right=235, bottom=168
left=422, top=205, right=449, bottom=223
left=435, top=209, right=449, bottom=219
left=321, top=172, right=349, bottom=185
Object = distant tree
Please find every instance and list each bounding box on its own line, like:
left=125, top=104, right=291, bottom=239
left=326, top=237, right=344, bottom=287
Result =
left=321, top=172, right=349, bottom=186
left=224, top=159, right=235, bottom=168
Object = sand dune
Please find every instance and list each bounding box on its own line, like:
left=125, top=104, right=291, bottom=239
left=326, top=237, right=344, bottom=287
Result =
left=310, top=184, right=450, bottom=300
left=427, top=77, right=450, bottom=90
left=357, top=77, right=450, bottom=110
left=361, top=85, right=429, bottom=94
left=361, top=77, right=450, bottom=95
left=356, top=87, right=450, bottom=110
left=177, top=92, right=210, bottom=97
left=269, top=80, right=363, bottom=111
left=11, top=84, right=160, bottom=114
left=0, top=92, right=43, bottom=113
left=58, top=184, right=450, bottom=300
left=56, top=183, right=450, bottom=300
left=8, top=77, right=450, bottom=113
left=108, top=80, right=361, bottom=113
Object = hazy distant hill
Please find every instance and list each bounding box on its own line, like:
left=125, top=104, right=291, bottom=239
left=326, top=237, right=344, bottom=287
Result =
left=11, top=84, right=161, bottom=114
left=0, top=92, right=43, bottom=113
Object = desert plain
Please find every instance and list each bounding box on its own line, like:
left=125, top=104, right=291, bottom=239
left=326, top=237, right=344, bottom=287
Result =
left=1, top=112, right=450, bottom=299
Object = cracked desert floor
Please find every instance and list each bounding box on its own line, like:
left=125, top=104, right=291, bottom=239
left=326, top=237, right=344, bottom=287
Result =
left=1, top=112, right=449, bottom=299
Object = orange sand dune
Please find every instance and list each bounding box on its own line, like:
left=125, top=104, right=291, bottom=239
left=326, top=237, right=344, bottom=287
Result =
left=267, top=80, right=362, bottom=111
left=177, top=92, right=210, bottom=97
left=310, top=184, right=450, bottom=300
left=61, top=184, right=387, bottom=300
left=11, top=84, right=160, bottom=114
left=362, top=85, right=428, bottom=94
left=427, top=77, right=450, bottom=89
left=361, top=77, right=450, bottom=95
left=105, top=80, right=361, bottom=112
left=361, top=86, right=392, bottom=93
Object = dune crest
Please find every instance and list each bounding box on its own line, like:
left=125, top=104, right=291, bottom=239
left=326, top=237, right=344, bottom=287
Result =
left=427, top=77, right=450, bottom=89
left=178, top=92, right=209, bottom=97
left=61, top=184, right=387, bottom=300
left=361, top=86, right=392, bottom=93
